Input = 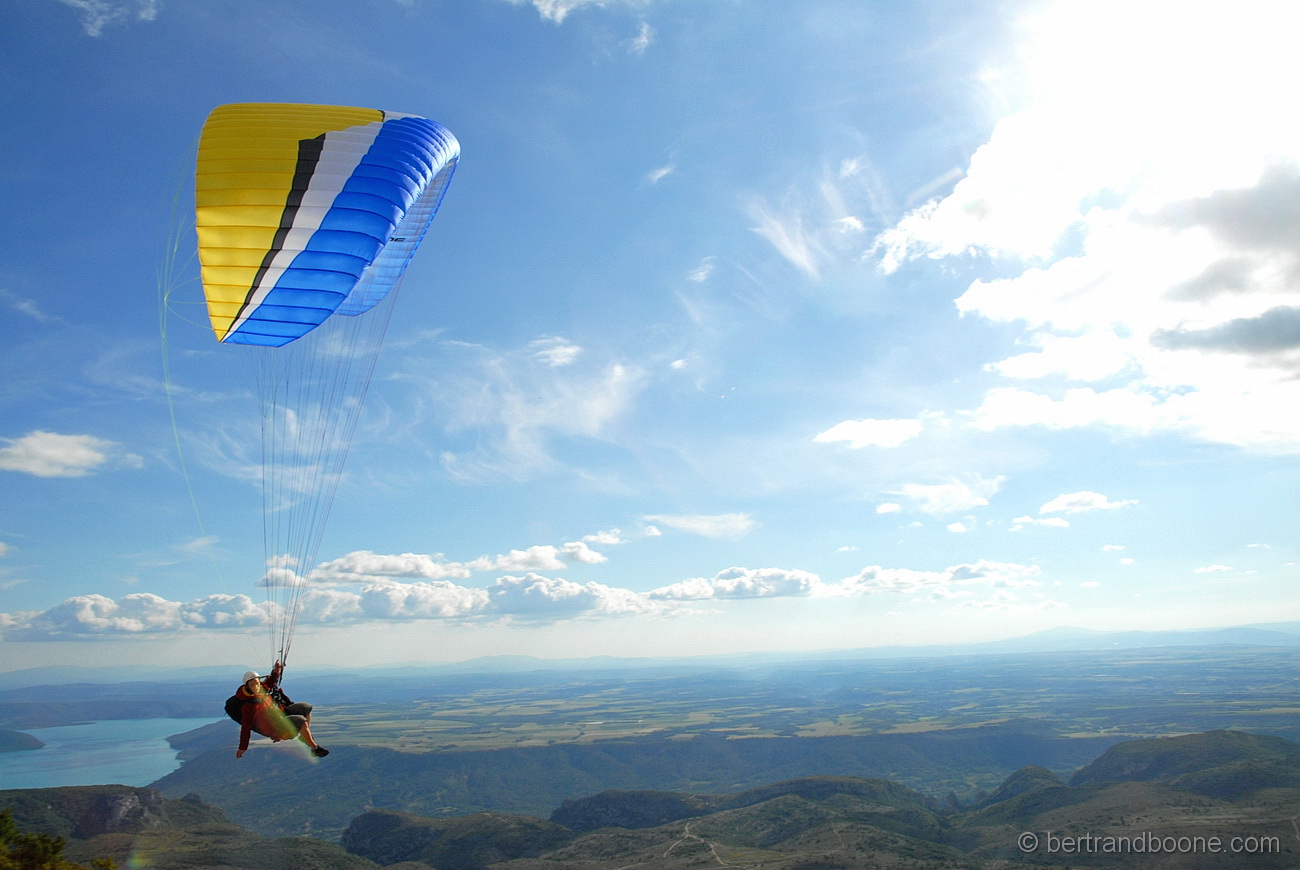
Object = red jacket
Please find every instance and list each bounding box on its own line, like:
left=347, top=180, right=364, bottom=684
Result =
left=236, top=684, right=297, bottom=751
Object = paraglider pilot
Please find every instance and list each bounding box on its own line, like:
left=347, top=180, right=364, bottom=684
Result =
left=227, top=661, right=328, bottom=758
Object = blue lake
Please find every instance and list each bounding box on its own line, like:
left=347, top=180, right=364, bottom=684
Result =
left=0, top=718, right=222, bottom=790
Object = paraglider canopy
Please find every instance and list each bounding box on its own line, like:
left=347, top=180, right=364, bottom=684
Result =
left=194, top=103, right=459, bottom=665
left=196, top=102, right=459, bottom=347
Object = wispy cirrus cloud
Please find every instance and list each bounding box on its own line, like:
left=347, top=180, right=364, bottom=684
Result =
left=57, top=0, right=159, bottom=36
left=644, top=163, right=674, bottom=185
left=641, top=513, right=757, bottom=538
left=423, top=337, right=645, bottom=482
left=505, top=0, right=646, bottom=24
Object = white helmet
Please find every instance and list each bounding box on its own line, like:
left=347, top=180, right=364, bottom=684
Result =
left=243, top=670, right=260, bottom=684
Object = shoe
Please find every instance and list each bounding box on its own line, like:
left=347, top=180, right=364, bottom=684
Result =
left=312, top=746, right=330, bottom=757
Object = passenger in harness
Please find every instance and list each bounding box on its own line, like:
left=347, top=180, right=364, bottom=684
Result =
left=225, top=661, right=328, bottom=758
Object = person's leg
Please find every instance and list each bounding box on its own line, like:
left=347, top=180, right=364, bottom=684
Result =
left=285, top=711, right=328, bottom=755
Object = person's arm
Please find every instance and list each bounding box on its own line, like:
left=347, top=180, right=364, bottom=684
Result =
left=265, top=661, right=283, bottom=691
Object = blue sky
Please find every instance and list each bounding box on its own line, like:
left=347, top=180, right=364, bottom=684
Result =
left=2, top=0, right=1298, bottom=671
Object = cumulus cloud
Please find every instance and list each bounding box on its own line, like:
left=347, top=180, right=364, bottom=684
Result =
left=0, top=431, right=141, bottom=478
left=312, top=537, right=611, bottom=584
left=358, top=581, right=488, bottom=619
left=641, top=513, right=757, bottom=538
left=8, top=592, right=271, bottom=639
left=648, top=567, right=823, bottom=600
left=3, top=552, right=1061, bottom=638
left=1193, top=564, right=1233, bottom=574
left=813, top=418, right=923, bottom=449
left=486, top=573, right=663, bottom=621
left=1039, top=491, right=1136, bottom=514
left=1153, top=306, right=1300, bottom=356
left=875, top=0, right=1300, bottom=452
left=841, top=560, right=1042, bottom=603
left=582, top=529, right=628, bottom=546
left=313, top=551, right=474, bottom=583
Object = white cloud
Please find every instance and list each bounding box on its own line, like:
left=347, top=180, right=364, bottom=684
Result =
left=8, top=592, right=271, bottom=639
left=641, top=513, right=757, bottom=538
left=530, top=336, right=583, bottom=367
left=0, top=542, right=9, bottom=557
left=840, top=560, right=1041, bottom=600
left=648, top=567, right=823, bottom=600
left=582, top=529, right=627, bottom=546
left=876, top=0, right=1300, bottom=452
left=0, top=430, right=141, bottom=478
left=968, top=387, right=1164, bottom=433
left=176, top=536, right=219, bottom=556
left=875, top=503, right=901, bottom=514
left=486, top=573, right=663, bottom=620
left=57, top=0, right=158, bottom=37
left=625, top=19, right=654, bottom=54
left=358, top=581, right=488, bottom=619
left=1040, top=491, right=1136, bottom=514
left=750, top=201, right=823, bottom=280
left=179, top=594, right=271, bottom=628
left=644, top=163, right=674, bottom=184
left=0, top=289, right=54, bottom=322
left=1102, top=544, right=1126, bottom=551
left=686, top=257, right=715, bottom=283
left=313, top=537, right=611, bottom=584
left=894, top=477, right=1003, bottom=516
left=1194, top=564, right=1233, bottom=574
left=313, top=551, right=474, bottom=582
left=434, top=339, right=644, bottom=480
left=507, top=0, right=605, bottom=23
left=813, top=418, right=923, bottom=449
left=1009, top=515, right=1070, bottom=531
left=1080, top=580, right=1100, bottom=588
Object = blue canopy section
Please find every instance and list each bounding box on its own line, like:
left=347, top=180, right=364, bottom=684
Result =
left=224, top=116, right=460, bottom=347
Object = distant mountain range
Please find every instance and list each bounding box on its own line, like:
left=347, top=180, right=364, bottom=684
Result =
left=4, top=620, right=1300, bottom=688
left=5, top=730, right=1299, bottom=869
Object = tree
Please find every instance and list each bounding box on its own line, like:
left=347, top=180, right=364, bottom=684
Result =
left=0, top=811, right=115, bottom=870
